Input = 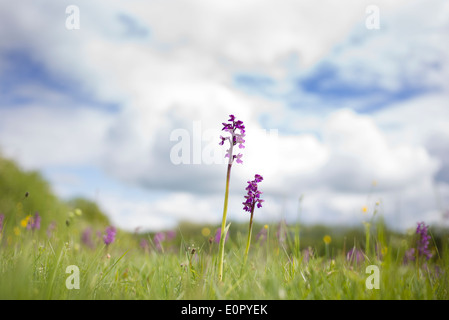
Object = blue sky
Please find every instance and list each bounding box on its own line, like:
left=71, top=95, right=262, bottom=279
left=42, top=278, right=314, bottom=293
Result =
left=1, top=0, right=448, bottom=232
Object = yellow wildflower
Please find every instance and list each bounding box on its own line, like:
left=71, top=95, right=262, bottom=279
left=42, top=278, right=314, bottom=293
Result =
left=20, top=215, right=31, bottom=228
left=323, top=235, right=332, bottom=244
left=201, top=227, right=211, bottom=237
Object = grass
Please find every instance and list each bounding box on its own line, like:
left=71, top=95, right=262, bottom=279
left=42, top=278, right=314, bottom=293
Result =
left=2, top=126, right=447, bottom=301
left=1, top=218, right=448, bottom=300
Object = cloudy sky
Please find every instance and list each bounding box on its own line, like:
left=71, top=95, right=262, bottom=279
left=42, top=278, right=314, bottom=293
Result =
left=1, top=0, right=448, bottom=232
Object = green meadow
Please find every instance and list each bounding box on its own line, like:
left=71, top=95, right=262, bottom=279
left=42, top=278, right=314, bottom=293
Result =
left=1, top=155, right=448, bottom=300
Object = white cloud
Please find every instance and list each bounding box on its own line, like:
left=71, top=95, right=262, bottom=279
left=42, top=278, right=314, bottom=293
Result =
left=98, top=192, right=178, bottom=232
left=373, top=93, right=449, bottom=145
left=0, top=105, right=114, bottom=169
left=320, top=108, right=439, bottom=192
left=1, top=0, right=448, bottom=232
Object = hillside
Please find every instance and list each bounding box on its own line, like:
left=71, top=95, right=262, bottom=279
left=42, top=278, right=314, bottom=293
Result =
left=0, top=154, right=110, bottom=237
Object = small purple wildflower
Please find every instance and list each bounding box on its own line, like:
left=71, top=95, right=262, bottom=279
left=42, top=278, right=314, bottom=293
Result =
left=46, top=221, right=57, bottom=238
left=403, top=248, right=416, bottom=264
left=276, top=219, right=288, bottom=244
left=154, top=232, right=165, bottom=243
left=81, top=227, right=95, bottom=248
left=242, top=175, right=265, bottom=264
left=140, top=238, right=149, bottom=252
left=166, top=230, right=176, bottom=241
left=27, top=212, right=41, bottom=231
left=0, top=213, right=4, bottom=234
left=153, top=232, right=166, bottom=251
left=256, top=226, right=268, bottom=243
left=416, top=221, right=432, bottom=260
left=242, top=174, right=264, bottom=213
left=302, top=247, right=315, bottom=263
left=33, top=212, right=41, bottom=230
left=214, top=227, right=229, bottom=244
left=346, top=248, right=365, bottom=265
left=403, top=222, right=433, bottom=264
left=103, top=226, right=117, bottom=245
left=374, top=243, right=385, bottom=261
left=220, top=114, right=245, bottom=164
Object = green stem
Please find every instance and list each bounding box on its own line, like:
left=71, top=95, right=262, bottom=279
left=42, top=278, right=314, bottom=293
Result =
left=218, top=163, right=232, bottom=282
left=243, top=206, right=255, bottom=268
left=415, top=248, right=420, bottom=278
left=364, top=222, right=371, bottom=257
left=47, top=245, right=65, bottom=300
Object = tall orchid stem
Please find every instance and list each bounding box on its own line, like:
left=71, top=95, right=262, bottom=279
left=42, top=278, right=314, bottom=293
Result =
left=218, top=162, right=232, bottom=282
left=242, top=205, right=255, bottom=269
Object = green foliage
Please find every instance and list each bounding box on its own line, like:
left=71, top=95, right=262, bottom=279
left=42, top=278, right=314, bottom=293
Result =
left=0, top=155, right=68, bottom=236
left=67, top=197, right=110, bottom=226
left=1, top=219, right=448, bottom=299
left=1, top=154, right=448, bottom=300
left=0, top=154, right=110, bottom=239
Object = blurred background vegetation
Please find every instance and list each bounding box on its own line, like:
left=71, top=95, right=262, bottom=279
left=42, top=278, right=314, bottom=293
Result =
left=1, top=152, right=448, bottom=258
left=0, top=153, right=110, bottom=237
